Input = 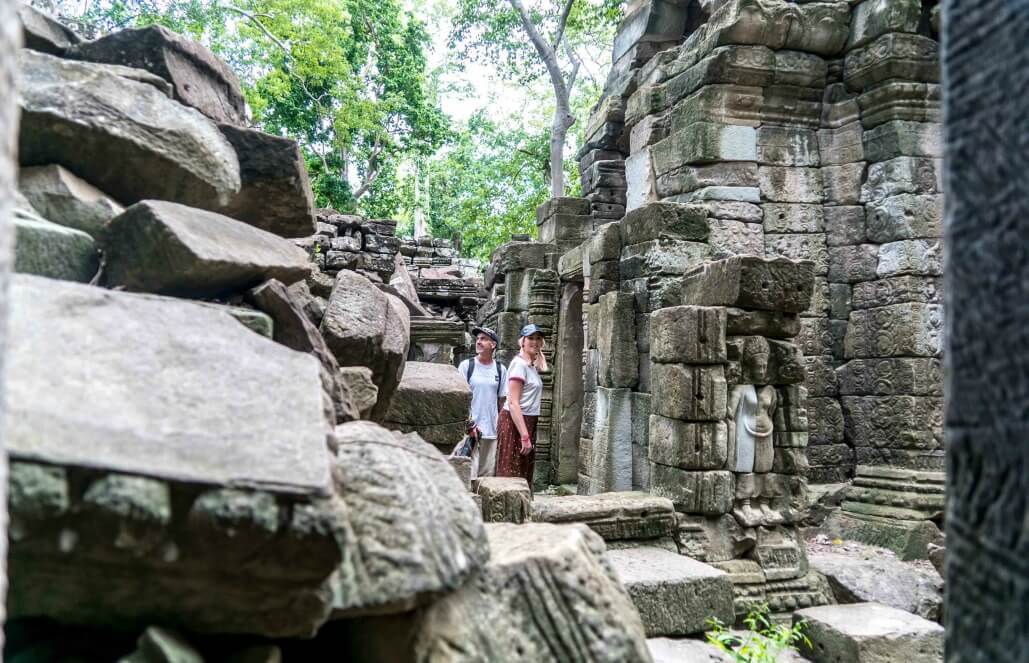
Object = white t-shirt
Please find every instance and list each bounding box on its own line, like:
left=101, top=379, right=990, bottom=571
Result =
left=458, top=358, right=508, bottom=439
left=504, top=355, right=543, bottom=417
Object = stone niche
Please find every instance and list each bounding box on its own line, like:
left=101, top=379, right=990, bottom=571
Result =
left=647, top=256, right=830, bottom=617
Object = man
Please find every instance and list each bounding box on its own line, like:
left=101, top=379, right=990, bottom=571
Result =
left=457, top=326, right=507, bottom=479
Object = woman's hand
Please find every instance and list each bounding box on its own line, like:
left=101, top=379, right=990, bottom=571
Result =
left=519, top=432, right=532, bottom=455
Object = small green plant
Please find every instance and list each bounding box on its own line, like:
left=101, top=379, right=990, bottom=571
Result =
left=705, top=603, right=811, bottom=663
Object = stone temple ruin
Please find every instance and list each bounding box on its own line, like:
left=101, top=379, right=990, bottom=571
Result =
left=0, top=0, right=1026, bottom=662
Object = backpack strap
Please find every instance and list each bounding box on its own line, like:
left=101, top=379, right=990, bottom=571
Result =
left=465, top=358, right=475, bottom=382
left=496, top=361, right=504, bottom=384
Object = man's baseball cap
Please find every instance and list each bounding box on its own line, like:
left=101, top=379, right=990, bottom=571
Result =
left=472, top=326, right=499, bottom=344
left=520, top=323, right=545, bottom=338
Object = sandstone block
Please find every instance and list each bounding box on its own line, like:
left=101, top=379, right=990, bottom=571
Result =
left=846, top=302, right=943, bottom=359
left=865, top=194, right=943, bottom=243
left=625, top=147, right=656, bottom=212
left=591, top=221, right=624, bottom=261
left=215, top=124, right=316, bottom=237
left=809, top=552, right=942, bottom=622
left=18, top=3, right=82, bottom=55
left=808, top=396, right=845, bottom=446
left=795, top=317, right=835, bottom=357
left=413, top=523, right=650, bottom=662
left=67, top=25, right=246, bottom=125
left=652, top=122, right=757, bottom=175
left=649, top=416, right=728, bottom=470
left=836, top=358, right=942, bottom=396
left=621, top=202, right=709, bottom=245
left=847, top=0, right=922, bottom=50
left=485, top=241, right=550, bottom=286
left=13, top=210, right=97, bottom=282
left=649, top=466, right=734, bottom=514
left=877, top=239, right=943, bottom=278
left=682, top=256, right=815, bottom=313
left=794, top=603, right=943, bottom=663
left=18, top=164, right=123, bottom=236
left=246, top=279, right=361, bottom=423
left=708, top=218, right=764, bottom=258
left=758, top=166, right=823, bottom=203
left=844, top=400, right=942, bottom=456
left=656, top=162, right=758, bottom=198
left=757, top=127, right=819, bottom=167
left=597, top=291, right=639, bottom=388
left=706, top=0, right=849, bottom=57
left=844, top=33, right=939, bottom=91
left=822, top=163, right=866, bottom=205
left=648, top=638, right=739, bottom=662
left=862, top=120, right=942, bottom=163
left=825, top=206, right=867, bottom=247
left=382, top=362, right=471, bottom=449
left=331, top=422, right=489, bottom=617
left=531, top=492, right=676, bottom=541
left=102, top=200, right=309, bottom=296
left=477, top=477, right=531, bottom=524
left=765, top=232, right=828, bottom=276
left=851, top=275, right=941, bottom=309
left=670, top=85, right=765, bottom=130
left=19, top=50, right=241, bottom=211
left=5, top=277, right=342, bottom=636
left=608, top=547, right=735, bottom=637
left=828, top=244, right=879, bottom=283
left=651, top=363, right=727, bottom=422
left=858, top=81, right=941, bottom=130
left=819, top=122, right=864, bottom=166
left=650, top=306, right=728, bottom=364
left=321, top=270, right=410, bottom=419
left=763, top=203, right=823, bottom=234
left=804, top=355, right=838, bottom=397
left=861, top=157, right=942, bottom=203
left=726, top=307, right=800, bottom=339
left=621, top=238, right=711, bottom=279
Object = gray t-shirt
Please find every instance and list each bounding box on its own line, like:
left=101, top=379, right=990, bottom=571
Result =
left=458, top=358, right=508, bottom=439
left=503, top=355, right=543, bottom=417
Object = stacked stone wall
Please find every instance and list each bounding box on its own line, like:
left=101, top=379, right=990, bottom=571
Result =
left=576, top=0, right=945, bottom=555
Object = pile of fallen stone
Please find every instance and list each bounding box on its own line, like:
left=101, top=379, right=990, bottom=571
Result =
left=3, top=5, right=655, bottom=660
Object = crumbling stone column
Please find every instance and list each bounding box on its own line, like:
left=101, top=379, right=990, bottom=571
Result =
left=0, top=0, right=21, bottom=646
left=827, top=0, right=945, bottom=558
left=942, top=0, right=1029, bottom=657
left=653, top=256, right=830, bottom=617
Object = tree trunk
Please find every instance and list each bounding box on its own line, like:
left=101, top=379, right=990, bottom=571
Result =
left=550, top=99, right=574, bottom=197
left=507, top=0, right=577, bottom=198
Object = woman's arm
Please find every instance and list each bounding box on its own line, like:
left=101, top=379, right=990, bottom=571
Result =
left=506, top=379, right=533, bottom=455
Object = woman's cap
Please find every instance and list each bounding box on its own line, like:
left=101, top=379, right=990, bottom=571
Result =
left=472, top=326, right=499, bottom=344
left=520, top=323, right=545, bottom=338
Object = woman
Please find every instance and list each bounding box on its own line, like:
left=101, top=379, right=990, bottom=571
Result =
left=495, top=323, right=547, bottom=483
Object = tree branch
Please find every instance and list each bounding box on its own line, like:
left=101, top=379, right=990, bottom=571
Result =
left=507, top=0, right=568, bottom=103
left=226, top=5, right=330, bottom=172
left=552, top=0, right=576, bottom=51
left=352, top=142, right=387, bottom=199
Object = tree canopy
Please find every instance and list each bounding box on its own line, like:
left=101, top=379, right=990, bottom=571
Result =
left=41, top=0, right=619, bottom=261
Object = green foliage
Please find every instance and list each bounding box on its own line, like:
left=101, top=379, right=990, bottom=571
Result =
left=56, top=0, right=449, bottom=214
left=705, top=604, right=811, bottom=663
left=449, top=0, right=621, bottom=85
left=420, top=110, right=549, bottom=261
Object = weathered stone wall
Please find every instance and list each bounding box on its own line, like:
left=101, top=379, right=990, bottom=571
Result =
left=0, top=0, right=23, bottom=648
left=577, top=0, right=945, bottom=555
left=942, top=0, right=1029, bottom=657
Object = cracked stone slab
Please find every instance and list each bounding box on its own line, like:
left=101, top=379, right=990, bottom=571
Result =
left=5, top=275, right=331, bottom=495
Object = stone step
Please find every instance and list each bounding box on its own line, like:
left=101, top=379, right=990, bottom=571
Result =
left=607, top=546, right=735, bottom=637
left=531, top=491, right=676, bottom=542
left=794, top=603, right=944, bottom=663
